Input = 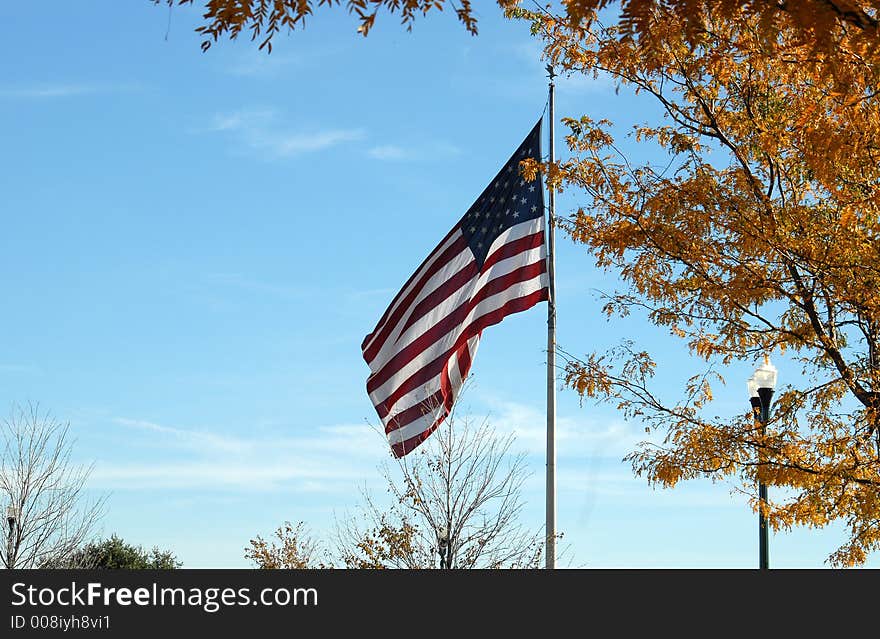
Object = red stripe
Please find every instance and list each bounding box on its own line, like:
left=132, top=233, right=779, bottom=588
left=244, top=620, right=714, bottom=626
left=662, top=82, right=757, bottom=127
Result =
left=399, top=261, right=479, bottom=337
left=394, top=232, right=542, bottom=350
left=482, top=230, right=545, bottom=273
left=458, top=338, right=475, bottom=380
left=365, top=228, right=541, bottom=366
left=382, top=388, right=447, bottom=434
left=375, top=286, right=548, bottom=420
left=367, top=259, right=547, bottom=395
left=362, top=234, right=467, bottom=362
left=439, top=351, right=453, bottom=414
left=391, top=420, right=444, bottom=458
left=361, top=224, right=460, bottom=351
left=440, top=339, right=470, bottom=414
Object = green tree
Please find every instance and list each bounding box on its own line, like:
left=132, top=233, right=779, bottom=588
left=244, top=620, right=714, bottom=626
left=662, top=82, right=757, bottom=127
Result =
left=64, top=535, right=182, bottom=569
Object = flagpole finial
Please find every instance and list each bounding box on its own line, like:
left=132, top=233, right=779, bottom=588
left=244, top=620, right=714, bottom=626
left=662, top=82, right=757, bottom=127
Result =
left=546, top=64, right=556, bottom=81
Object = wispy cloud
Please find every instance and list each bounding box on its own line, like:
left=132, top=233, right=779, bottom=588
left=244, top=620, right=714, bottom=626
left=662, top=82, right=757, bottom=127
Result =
left=220, top=45, right=343, bottom=77
left=0, top=83, right=144, bottom=99
left=366, top=139, right=460, bottom=162
left=207, top=109, right=275, bottom=132
left=90, top=461, right=362, bottom=491
left=98, top=417, right=387, bottom=491
left=274, top=129, right=364, bottom=154
left=346, top=287, right=397, bottom=302
left=207, top=272, right=315, bottom=299
left=367, top=145, right=409, bottom=160
left=112, top=418, right=249, bottom=455
left=206, top=108, right=365, bottom=157
left=477, top=397, right=644, bottom=458
left=552, top=467, right=742, bottom=507
left=224, top=52, right=302, bottom=77
left=0, top=363, right=41, bottom=375
left=511, top=40, right=615, bottom=95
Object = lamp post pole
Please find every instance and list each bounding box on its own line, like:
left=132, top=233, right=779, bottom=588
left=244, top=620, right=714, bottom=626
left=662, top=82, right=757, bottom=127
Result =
left=6, top=505, right=17, bottom=569
left=748, top=357, right=777, bottom=570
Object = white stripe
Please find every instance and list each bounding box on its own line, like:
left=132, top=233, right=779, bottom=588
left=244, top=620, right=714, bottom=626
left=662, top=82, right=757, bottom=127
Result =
left=362, top=230, right=461, bottom=356
left=371, top=336, right=479, bottom=422
left=388, top=404, right=445, bottom=446
left=365, top=243, right=474, bottom=371
left=372, top=372, right=443, bottom=422
left=368, top=244, right=546, bottom=399
left=448, top=347, right=463, bottom=391
left=466, top=335, right=480, bottom=367
left=366, top=219, right=542, bottom=369
left=370, top=273, right=548, bottom=411
left=484, top=217, right=544, bottom=261
left=387, top=410, right=439, bottom=446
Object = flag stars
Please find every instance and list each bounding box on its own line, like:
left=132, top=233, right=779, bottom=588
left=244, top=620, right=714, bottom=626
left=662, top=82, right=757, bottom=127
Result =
left=520, top=197, right=527, bottom=204
left=531, top=205, right=538, bottom=213
left=529, top=185, right=535, bottom=192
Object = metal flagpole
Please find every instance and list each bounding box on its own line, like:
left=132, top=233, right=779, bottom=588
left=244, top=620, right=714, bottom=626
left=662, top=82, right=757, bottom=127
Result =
left=545, top=64, right=557, bottom=570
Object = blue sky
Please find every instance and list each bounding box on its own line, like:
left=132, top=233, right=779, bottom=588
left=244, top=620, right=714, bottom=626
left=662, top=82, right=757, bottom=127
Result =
left=1, top=2, right=874, bottom=568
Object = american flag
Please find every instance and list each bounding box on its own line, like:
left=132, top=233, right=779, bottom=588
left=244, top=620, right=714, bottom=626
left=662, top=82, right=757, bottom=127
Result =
left=362, top=120, right=549, bottom=457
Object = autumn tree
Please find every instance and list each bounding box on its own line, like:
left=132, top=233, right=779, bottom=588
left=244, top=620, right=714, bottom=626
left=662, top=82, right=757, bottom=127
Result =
left=1, top=403, right=106, bottom=569
left=505, top=3, right=880, bottom=566
left=245, top=521, right=327, bottom=569
left=158, top=0, right=880, bottom=66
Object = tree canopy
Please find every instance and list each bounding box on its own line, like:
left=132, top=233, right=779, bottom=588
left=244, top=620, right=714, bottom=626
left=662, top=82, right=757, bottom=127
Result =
left=161, top=0, right=880, bottom=62
left=512, top=2, right=880, bottom=566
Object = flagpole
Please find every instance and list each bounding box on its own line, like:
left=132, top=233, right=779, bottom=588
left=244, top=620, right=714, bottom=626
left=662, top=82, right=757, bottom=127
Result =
left=545, top=64, right=557, bottom=570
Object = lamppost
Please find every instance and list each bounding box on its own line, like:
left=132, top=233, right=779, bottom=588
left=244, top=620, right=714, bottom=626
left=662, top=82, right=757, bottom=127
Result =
left=6, top=504, right=18, bottom=569
left=748, top=357, right=777, bottom=570
left=437, top=526, right=450, bottom=569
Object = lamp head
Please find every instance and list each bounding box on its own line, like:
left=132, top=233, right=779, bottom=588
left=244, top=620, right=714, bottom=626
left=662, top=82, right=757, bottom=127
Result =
left=747, top=375, right=759, bottom=399
left=753, top=356, right=778, bottom=391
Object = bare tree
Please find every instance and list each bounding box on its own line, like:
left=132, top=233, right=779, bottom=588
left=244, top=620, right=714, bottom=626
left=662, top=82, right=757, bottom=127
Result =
left=1, top=403, right=105, bottom=568
left=334, top=405, right=547, bottom=569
